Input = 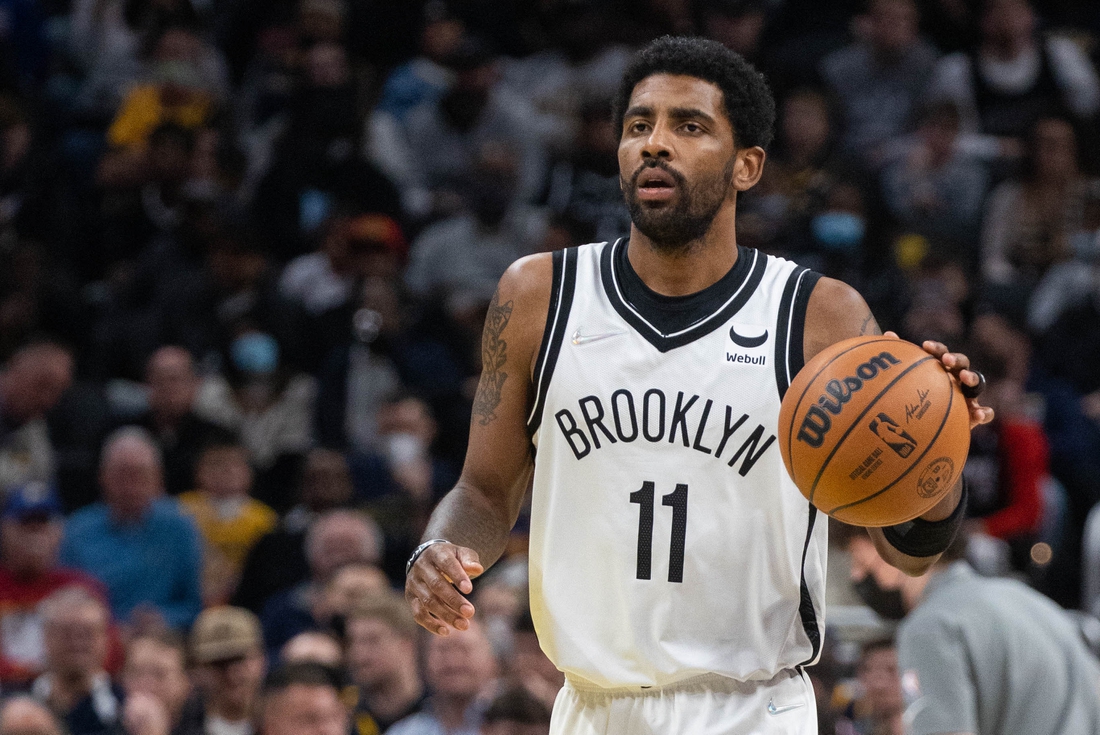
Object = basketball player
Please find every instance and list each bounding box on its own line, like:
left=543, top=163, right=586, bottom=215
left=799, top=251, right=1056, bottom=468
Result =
left=406, top=37, right=993, bottom=734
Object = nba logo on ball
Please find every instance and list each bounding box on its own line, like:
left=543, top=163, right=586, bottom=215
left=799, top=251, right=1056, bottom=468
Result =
left=778, top=336, right=970, bottom=527
left=917, top=457, right=955, bottom=499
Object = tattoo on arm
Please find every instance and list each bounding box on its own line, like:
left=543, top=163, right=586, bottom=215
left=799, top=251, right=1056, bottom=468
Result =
left=472, top=289, right=514, bottom=425
left=859, top=312, right=882, bottom=336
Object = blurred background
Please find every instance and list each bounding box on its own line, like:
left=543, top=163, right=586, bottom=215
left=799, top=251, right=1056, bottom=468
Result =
left=0, top=0, right=1094, bottom=733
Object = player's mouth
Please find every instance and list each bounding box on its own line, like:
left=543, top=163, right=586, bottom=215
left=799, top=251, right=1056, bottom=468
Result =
left=635, top=168, right=678, bottom=202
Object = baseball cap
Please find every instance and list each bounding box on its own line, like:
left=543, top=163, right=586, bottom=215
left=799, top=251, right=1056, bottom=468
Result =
left=190, top=607, right=263, bottom=664
left=3, top=482, right=63, bottom=521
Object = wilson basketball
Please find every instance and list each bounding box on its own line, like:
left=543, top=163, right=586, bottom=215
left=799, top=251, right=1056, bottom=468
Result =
left=778, top=336, right=970, bottom=527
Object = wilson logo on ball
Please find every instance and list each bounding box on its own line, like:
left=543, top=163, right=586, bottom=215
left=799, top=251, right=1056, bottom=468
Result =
left=796, top=352, right=901, bottom=448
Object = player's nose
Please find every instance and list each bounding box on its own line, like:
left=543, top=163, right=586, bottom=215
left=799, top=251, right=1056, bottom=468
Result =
left=641, top=122, right=674, bottom=160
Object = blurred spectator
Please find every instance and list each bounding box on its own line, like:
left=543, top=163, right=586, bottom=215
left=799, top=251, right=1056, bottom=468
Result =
left=505, top=613, right=561, bottom=714
left=925, top=0, right=1100, bottom=140
left=479, top=688, right=550, bottom=735
left=0, top=243, right=85, bottom=368
left=845, top=530, right=1100, bottom=734
left=368, top=4, right=461, bottom=129
left=96, top=123, right=196, bottom=269
left=314, top=277, right=466, bottom=459
left=259, top=510, right=383, bottom=657
left=404, top=144, right=548, bottom=310
left=375, top=38, right=545, bottom=220
left=739, top=87, right=848, bottom=255
left=119, top=346, right=229, bottom=496
left=70, top=1, right=205, bottom=121
left=980, top=117, right=1099, bottom=305
left=345, top=593, right=424, bottom=734
left=104, top=29, right=221, bottom=153
left=280, top=212, right=406, bottom=318
left=387, top=618, right=498, bottom=735
left=820, top=0, right=939, bottom=165
left=119, top=630, right=203, bottom=735
left=838, top=639, right=904, bottom=735
left=280, top=631, right=342, bottom=668
left=189, top=607, right=266, bottom=735
left=252, top=41, right=402, bottom=262
left=0, top=343, right=73, bottom=495
left=32, top=587, right=122, bottom=735
left=963, top=313, right=1048, bottom=567
left=178, top=437, right=277, bottom=605
left=880, top=101, right=992, bottom=254
left=233, top=448, right=354, bottom=613
left=701, top=0, right=769, bottom=66
left=0, top=482, right=116, bottom=685
left=259, top=662, right=348, bottom=735
left=0, top=696, right=63, bottom=735
left=538, top=99, right=630, bottom=245
left=311, top=562, right=389, bottom=624
left=193, top=329, right=316, bottom=485
left=59, top=427, right=202, bottom=628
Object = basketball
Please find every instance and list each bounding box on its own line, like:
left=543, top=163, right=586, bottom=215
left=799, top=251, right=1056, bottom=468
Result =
left=778, top=336, right=970, bottom=527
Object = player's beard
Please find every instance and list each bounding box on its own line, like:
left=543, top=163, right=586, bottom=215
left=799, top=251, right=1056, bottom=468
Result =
left=621, top=157, right=735, bottom=253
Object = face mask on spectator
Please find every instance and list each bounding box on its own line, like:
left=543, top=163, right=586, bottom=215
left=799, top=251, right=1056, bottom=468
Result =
left=353, top=308, right=382, bottom=344
left=231, top=333, right=279, bottom=375
left=812, top=211, right=864, bottom=251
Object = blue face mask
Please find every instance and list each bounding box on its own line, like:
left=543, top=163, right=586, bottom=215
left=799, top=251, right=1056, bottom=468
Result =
left=231, top=333, right=279, bottom=375
left=812, top=211, right=865, bottom=251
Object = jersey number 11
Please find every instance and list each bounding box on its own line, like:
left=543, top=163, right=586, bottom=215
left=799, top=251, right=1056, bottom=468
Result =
left=630, top=481, right=688, bottom=583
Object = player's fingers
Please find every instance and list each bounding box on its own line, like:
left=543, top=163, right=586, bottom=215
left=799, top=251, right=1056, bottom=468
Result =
left=420, top=569, right=476, bottom=626
left=922, top=340, right=948, bottom=358
left=428, top=545, right=476, bottom=595
left=456, top=547, right=485, bottom=585
left=883, top=330, right=900, bottom=339
left=940, top=351, right=970, bottom=372
left=407, top=578, right=467, bottom=634
left=406, top=585, right=449, bottom=635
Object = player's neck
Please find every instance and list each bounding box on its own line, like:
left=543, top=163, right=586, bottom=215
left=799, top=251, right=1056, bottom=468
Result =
left=627, top=214, right=739, bottom=297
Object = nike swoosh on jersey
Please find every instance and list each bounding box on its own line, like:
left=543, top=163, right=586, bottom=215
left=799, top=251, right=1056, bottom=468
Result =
left=766, top=700, right=806, bottom=716
left=571, top=329, right=625, bottom=346
left=729, top=325, right=769, bottom=348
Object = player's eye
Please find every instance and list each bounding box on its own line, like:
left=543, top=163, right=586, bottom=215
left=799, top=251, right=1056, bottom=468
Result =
left=682, top=122, right=701, bottom=133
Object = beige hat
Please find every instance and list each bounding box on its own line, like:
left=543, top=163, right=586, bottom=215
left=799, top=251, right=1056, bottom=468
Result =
left=190, top=607, right=263, bottom=664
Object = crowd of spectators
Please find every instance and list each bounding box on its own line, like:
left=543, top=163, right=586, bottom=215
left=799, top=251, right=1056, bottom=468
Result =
left=0, top=0, right=1094, bottom=732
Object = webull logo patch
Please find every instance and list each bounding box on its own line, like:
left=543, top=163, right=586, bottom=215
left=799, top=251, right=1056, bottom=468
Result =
left=796, top=352, right=902, bottom=448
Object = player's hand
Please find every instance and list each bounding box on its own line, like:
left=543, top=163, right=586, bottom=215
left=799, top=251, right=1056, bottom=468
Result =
left=405, top=542, right=484, bottom=636
left=885, top=331, right=994, bottom=429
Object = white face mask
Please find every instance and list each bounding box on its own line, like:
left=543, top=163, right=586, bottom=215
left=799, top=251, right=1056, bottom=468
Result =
left=386, top=433, right=426, bottom=466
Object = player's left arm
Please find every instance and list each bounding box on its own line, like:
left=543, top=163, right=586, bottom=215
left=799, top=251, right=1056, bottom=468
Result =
left=803, top=277, right=994, bottom=576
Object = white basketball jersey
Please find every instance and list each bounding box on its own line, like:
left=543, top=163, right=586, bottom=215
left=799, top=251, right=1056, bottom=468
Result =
left=527, top=239, right=828, bottom=689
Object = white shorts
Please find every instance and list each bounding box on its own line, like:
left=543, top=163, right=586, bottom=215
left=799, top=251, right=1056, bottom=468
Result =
left=549, top=670, right=817, bottom=735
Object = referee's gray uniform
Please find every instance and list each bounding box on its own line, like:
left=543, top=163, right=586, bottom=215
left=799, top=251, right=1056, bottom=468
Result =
left=898, top=561, right=1100, bottom=735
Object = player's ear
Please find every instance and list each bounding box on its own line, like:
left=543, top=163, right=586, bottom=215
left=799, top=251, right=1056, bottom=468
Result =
left=731, top=146, right=766, bottom=192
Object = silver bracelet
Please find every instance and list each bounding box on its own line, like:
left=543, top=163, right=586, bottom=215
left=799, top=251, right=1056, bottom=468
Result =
left=405, top=538, right=451, bottom=577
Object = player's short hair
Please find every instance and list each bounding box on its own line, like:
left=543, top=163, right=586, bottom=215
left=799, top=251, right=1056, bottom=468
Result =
left=613, top=35, right=775, bottom=150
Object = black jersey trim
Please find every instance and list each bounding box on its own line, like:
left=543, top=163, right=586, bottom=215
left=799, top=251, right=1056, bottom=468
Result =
left=774, top=267, right=807, bottom=399
left=773, top=267, right=822, bottom=399
left=787, top=270, right=822, bottom=383
left=527, top=247, right=578, bottom=434
left=599, top=239, right=767, bottom=353
left=797, top=505, right=822, bottom=666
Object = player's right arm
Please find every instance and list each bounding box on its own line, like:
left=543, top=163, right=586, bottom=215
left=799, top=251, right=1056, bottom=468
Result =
left=404, top=253, right=554, bottom=636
